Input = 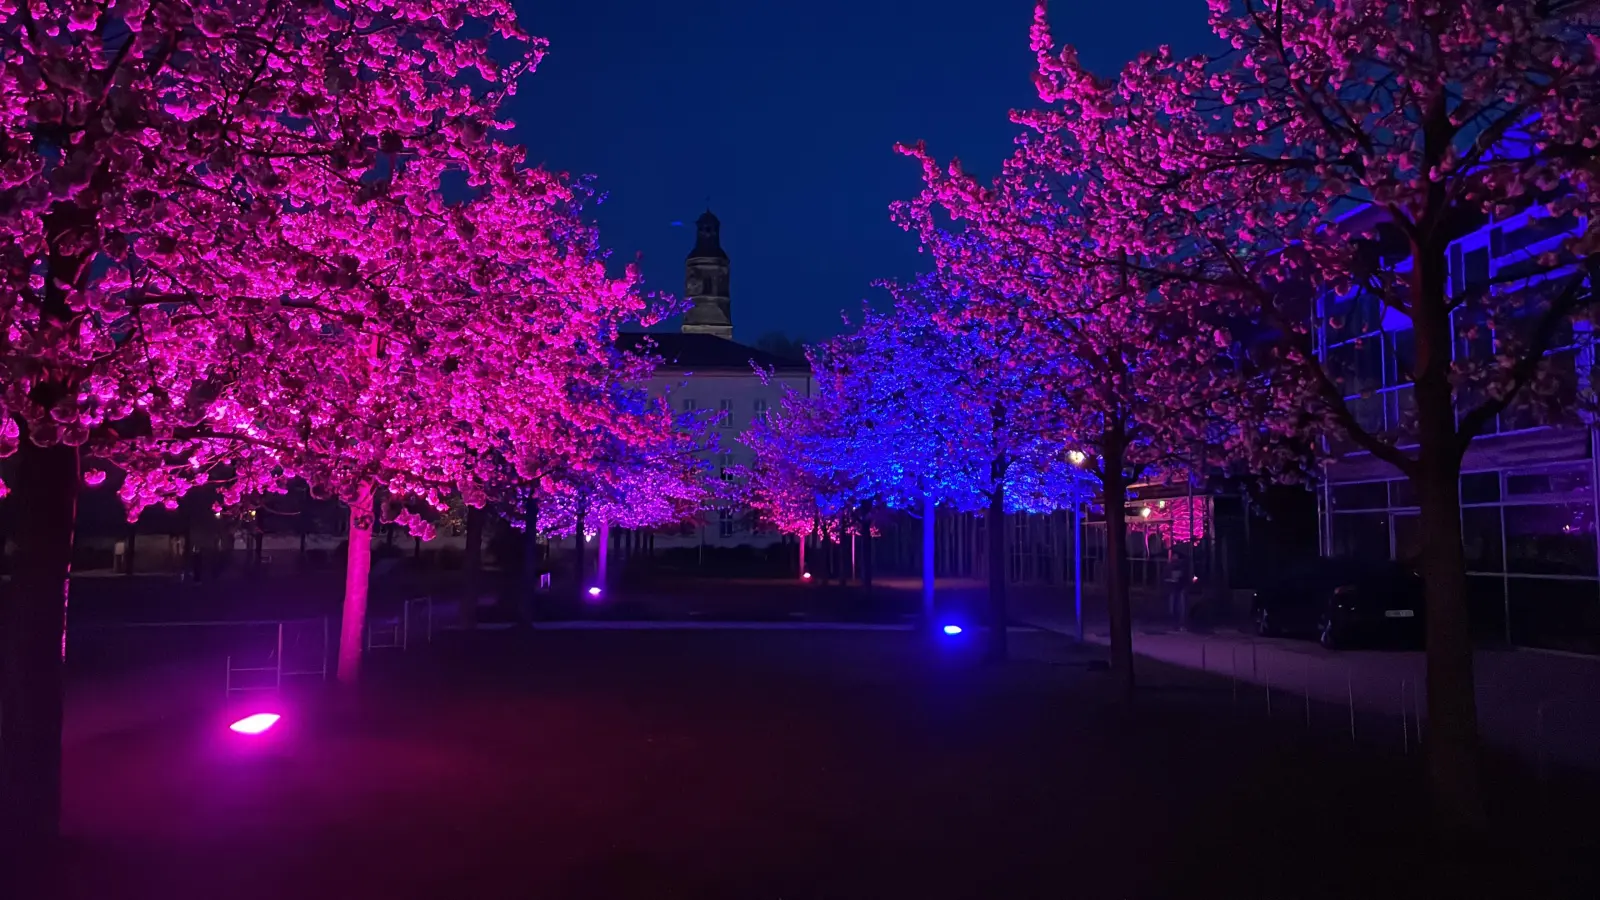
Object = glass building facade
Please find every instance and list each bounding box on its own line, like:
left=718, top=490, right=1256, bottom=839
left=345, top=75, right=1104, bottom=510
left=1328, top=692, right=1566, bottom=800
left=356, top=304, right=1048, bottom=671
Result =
left=1317, top=205, right=1598, bottom=653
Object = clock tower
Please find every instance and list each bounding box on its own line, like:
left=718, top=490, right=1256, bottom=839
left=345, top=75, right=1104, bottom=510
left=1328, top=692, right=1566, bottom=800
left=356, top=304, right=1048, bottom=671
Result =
left=681, top=210, right=733, bottom=339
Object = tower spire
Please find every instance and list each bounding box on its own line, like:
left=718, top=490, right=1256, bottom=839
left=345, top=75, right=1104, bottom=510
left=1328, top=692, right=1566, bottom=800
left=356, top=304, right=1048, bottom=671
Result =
left=682, top=210, right=732, bottom=339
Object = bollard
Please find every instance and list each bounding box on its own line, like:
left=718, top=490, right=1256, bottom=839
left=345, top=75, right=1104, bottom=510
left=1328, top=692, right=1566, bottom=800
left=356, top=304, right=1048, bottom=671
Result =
left=1411, top=678, right=1423, bottom=745
left=1230, top=646, right=1238, bottom=706
left=1265, top=668, right=1272, bottom=717
left=1400, top=678, right=1409, bottom=755
left=1252, top=641, right=1259, bottom=679
left=1347, top=669, right=1356, bottom=742
left=1304, top=658, right=1311, bottom=731
left=1201, top=641, right=1207, bottom=672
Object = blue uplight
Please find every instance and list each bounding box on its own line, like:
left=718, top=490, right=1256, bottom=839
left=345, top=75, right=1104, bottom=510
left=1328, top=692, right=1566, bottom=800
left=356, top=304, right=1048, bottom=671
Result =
left=942, top=624, right=963, bottom=635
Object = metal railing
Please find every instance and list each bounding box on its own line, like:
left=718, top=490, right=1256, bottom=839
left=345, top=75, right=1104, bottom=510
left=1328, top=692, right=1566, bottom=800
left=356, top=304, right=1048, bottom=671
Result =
left=219, top=618, right=330, bottom=697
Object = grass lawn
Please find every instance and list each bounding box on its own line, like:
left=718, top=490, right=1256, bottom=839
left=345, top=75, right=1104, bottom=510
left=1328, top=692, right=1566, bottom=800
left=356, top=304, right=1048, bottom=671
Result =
left=56, top=628, right=1598, bottom=899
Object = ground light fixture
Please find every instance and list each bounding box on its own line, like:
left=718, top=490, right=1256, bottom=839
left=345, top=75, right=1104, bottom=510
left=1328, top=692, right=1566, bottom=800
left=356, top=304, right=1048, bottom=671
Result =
left=801, top=572, right=812, bottom=580
left=587, top=586, right=603, bottom=598
left=229, top=713, right=281, bottom=735
left=942, top=625, right=963, bottom=635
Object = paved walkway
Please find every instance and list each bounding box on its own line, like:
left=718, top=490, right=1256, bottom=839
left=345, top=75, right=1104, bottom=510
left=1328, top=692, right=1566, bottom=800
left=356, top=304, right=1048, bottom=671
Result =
left=1012, top=596, right=1600, bottom=772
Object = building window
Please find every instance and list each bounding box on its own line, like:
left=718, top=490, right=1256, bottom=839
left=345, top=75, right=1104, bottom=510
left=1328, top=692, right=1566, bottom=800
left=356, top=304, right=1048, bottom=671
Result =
left=1331, top=481, right=1388, bottom=511
left=719, top=508, right=736, bottom=538
left=718, top=450, right=734, bottom=482
left=1461, top=472, right=1501, bottom=505
left=1330, top=511, right=1390, bottom=562
left=753, top=398, right=768, bottom=422
left=682, top=398, right=696, bottom=413
left=718, top=398, right=734, bottom=428
left=1504, top=503, right=1596, bottom=577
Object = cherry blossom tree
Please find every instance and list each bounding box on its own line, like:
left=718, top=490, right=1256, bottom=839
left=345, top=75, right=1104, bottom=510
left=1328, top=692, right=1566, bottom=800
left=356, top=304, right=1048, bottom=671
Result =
left=1023, top=0, right=1600, bottom=827
left=0, top=0, right=546, bottom=853
left=742, top=370, right=864, bottom=583
left=527, top=383, right=717, bottom=596
left=892, top=155, right=1280, bottom=683
left=746, top=280, right=1090, bottom=655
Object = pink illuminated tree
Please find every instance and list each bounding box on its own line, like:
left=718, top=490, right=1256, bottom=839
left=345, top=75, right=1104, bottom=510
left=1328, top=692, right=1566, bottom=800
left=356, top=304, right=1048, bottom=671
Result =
left=0, top=0, right=549, bottom=851
left=110, top=169, right=653, bottom=682
left=524, top=377, right=718, bottom=596
left=1023, top=0, right=1600, bottom=827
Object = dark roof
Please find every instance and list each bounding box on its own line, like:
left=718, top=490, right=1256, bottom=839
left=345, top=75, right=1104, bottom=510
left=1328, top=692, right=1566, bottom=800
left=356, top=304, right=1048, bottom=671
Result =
left=618, top=331, right=808, bottom=373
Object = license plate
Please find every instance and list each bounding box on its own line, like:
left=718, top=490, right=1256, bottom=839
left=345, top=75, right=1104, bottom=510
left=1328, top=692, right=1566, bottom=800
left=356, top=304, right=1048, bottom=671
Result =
left=1384, top=609, right=1415, bottom=618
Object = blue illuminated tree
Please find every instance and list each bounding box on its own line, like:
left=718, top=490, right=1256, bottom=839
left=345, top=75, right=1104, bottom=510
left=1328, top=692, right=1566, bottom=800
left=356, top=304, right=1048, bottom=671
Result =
left=747, top=276, right=1091, bottom=657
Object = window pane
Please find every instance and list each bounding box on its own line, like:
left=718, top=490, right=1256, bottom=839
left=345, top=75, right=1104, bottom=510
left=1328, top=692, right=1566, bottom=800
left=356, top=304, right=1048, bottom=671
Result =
left=1393, top=513, right=1422, bottom=565
left=1331, top=512, right=1390, bottom=562
left=1461, top=472, right=1501, bottom=504
left=1384, top=386, right=1417, bottom=440
left=1504, top=466, right=1591, bottom=501
left=1463, top=247, right=1490, bottom=295
left=1347, top=395, right=1384, bottom=435
left=1504, top=503, right=1596, bottom=576
left=1328, top=338, right=1382, bottom=394
left=1503, top=350, right=1579, bottom=431
left=1332, top=482, right=1389, bottom=510
left=1500, top=212, right=1579, bottom=257
left=1390, top=478, right=1418, bottom=507
left=1326, top=293, right=1382, bottom=342
left=1455, top=308, right=1494, bottom=361
left=1385, top=329, right=1415, bottom=385
left=1462, top=506, right=1503, bottom=572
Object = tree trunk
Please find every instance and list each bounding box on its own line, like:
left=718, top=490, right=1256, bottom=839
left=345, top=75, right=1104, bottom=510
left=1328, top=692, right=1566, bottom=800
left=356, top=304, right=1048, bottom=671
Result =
left=597, top=522, right=610, bottom=589
left=522, top=495, right=541, bottom=623
left=836, top=515, right=849, bottom=587
left=1102, top=440, right=1135, bottom=702
left=1416, top=459, right=1483, bottom=830
left=798, top=532, right=807, bottom=579
left=573, top=497, right=587, bottom=598
left=460, top=505, right=485, bottom=632
left=0, top=436, right=78, bottom=871
left=986, top=480, right=1009, bottom=663
left=861, top=499, right=875, bottom=592
left=1411, top=226, right=1487, bottom=832
left=336, top=482, right=375, bottom=684
left=922, top=493, right=937, bottom=629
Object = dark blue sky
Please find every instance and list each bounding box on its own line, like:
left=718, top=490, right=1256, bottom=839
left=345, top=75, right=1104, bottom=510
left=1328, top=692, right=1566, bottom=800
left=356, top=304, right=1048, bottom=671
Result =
left=508, top=0, right=1212, bottom=343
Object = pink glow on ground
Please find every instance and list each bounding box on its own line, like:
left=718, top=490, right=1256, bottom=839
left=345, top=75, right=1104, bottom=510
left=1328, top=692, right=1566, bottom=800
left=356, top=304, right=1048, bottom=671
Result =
left=229, top=713, right=281, bottom=735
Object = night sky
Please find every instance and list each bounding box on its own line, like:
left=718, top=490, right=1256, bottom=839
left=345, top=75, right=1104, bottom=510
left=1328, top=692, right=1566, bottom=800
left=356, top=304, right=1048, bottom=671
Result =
left=508, top=0, right=1212, bottom=344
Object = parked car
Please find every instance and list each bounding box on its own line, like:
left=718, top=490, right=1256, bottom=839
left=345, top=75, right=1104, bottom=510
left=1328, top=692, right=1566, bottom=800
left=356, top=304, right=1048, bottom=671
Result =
left=1252, top=559, right=1424, bottom=649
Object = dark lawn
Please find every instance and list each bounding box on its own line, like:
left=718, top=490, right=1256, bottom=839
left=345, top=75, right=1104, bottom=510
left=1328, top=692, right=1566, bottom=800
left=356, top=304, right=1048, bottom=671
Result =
left=56, top=629, right=1598, bottom=899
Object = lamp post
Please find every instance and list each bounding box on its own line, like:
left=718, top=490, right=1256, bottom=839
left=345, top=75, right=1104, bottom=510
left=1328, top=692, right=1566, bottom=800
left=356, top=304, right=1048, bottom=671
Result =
left=1068, top=450, right=1086, bottom=642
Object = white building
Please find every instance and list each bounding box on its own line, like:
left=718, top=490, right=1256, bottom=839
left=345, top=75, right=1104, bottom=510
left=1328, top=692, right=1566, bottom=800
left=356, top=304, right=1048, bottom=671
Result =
left=619, top=210, right=812, bottom=548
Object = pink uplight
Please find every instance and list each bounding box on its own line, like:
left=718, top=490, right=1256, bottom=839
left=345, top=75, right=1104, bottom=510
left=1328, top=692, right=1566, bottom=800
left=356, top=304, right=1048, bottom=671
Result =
left=229, top=713, right=281, bottom=735
left=587, top=586, right=602, bottom=598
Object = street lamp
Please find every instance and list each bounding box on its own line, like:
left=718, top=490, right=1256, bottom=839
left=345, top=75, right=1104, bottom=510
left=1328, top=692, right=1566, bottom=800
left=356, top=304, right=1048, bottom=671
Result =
left=1067, top=450, right=1085, bottom=642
